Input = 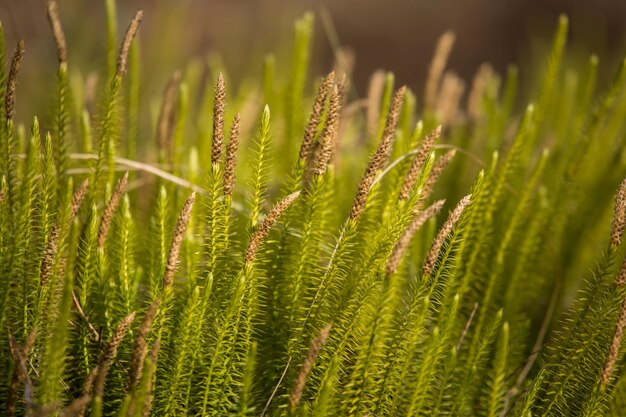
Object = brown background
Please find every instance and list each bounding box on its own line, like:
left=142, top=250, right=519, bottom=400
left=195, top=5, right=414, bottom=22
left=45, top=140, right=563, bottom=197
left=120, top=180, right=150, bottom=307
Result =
left=2, top=0, right=626, bottom=103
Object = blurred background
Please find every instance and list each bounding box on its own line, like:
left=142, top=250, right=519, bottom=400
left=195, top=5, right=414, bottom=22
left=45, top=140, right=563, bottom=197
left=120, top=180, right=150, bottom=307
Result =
left=2, top=0, right=626, bottom=119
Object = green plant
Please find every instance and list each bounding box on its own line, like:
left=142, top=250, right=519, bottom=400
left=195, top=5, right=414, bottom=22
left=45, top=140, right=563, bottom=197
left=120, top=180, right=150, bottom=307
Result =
left=2, top=2, right=626, bottom=416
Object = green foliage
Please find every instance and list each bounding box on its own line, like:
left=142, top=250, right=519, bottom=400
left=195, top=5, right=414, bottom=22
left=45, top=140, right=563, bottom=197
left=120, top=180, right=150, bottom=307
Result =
left=4, top=2, right=626, bottom=416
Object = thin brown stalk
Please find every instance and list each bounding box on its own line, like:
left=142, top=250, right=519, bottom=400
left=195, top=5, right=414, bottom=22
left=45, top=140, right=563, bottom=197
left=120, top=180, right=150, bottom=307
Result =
left=399, top=126, right=442, bottom=200
left=611, top=178, right=626, bottom=248
left=456, top=302, right=479, bottom=352
left=212, top=73, right=226, bottom=165
left=313, top=83, right=341, bottom=176
left=349, top=86, right=406, bottom=220
left=424, top=31, right=455, bottom=110
left=467, top=63, right=493, bottom=119
left=300, top=72, right=335, bottom=162
left=116, top=10, right=143, bottom=77
left=601, top=294, right=626, bottom=388
left=223, top=114, right=241, bottom=197
left=93, top=312, right=137, bottom=398
left=7, top=328, right=36, bottom=416
left=7, top=328, right=35, bottom=417
left=245, top=191, right=300, bottom=264
left=46, top=1, right=67, bottom=66
left=163, top=192, right=196, bottom=288
left=289, top=323, right=332, bottom=409
left=156, top=71, right=181, bottom=163
left=366, top=70, right=386, bottom=137
left=129, top=297, right=161, bottom=387
left=386, top=200, right=446, bottom=276
left=97, top=172, right=129, bottom=247
left=423, top=149, right=456, bottom=196
left=423, top=194, right=471, bottom=277
left=501, top=279, right=561, bottom=417
left=5, top=40, right=25, bottom=123
left=40, top=179, right=89, bottom=286
left=436, top=71, right=466, bottom=125
left=72, top=291, right=99, bottom=340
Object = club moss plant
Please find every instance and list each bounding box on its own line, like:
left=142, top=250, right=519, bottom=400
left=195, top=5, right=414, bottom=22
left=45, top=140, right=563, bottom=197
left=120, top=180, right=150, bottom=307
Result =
left=2, top=1, right=626, bottom=416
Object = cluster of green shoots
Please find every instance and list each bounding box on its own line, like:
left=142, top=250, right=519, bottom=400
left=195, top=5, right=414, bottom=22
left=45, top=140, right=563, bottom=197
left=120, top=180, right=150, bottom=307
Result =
left=3, top=1, right=626, bottom=416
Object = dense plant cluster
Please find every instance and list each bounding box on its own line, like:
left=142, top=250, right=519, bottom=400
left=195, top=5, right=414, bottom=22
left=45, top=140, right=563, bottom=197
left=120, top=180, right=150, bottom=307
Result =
left=3, top=1, right=626, bottom=416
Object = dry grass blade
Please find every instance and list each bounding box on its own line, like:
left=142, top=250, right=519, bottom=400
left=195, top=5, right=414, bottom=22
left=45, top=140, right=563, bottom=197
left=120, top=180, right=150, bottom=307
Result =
left=289, top=323, right=332, bottom=409
left=349, top=86, right=405, bottom=220
left=116, top=10, right=143, bottom=77
left=387, top=200, right=446, bottom=276
left=46, top=0, right=67, bottom=66
left=69, top=153, right=209, bottom=197
left=5, top=40, right=25, bottom=123
left=300, top=71, right=335, bottom=162
left=156, top=71, right=182, bottom=162
left=399, top=126, right=442, bottom=200
left=97, top=172, right=129, bottom=247
left=457, top=302, right=479, bottom=351
left=223, top=114, right=240, bottom=197
left=423, top=194, right=471, bottom=277
left=93, top=312, right=137, bottom=398
left=72, top=291, right=99, bottom=340
left=212, top=73, right=226, bottom=165
left=424, top=31, right=455, bottom=110
left=245, top=191, right=300, bottom=264
left=129, top=297, right=161, bottom=387
left=163, top=192, right=196, bottom=288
